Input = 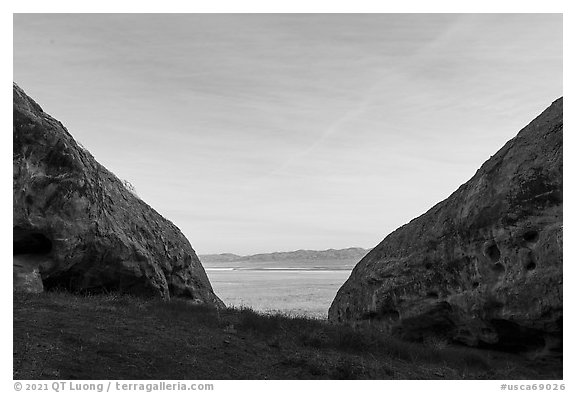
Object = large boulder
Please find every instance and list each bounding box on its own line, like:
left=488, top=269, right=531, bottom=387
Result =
left=329, top=98, right=563, bottom=352
left=13, top=83, right=223, bottom=307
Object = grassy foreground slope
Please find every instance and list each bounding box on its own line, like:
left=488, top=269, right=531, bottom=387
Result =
left=13, top=292, right=561, bottom=380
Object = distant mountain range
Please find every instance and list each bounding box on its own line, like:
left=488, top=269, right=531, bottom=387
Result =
left=199, top=247, right=371, bottom=263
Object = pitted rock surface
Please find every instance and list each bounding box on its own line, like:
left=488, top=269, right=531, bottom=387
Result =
left=13, top=83, right=223, bottom=307
left=329, top=98, right=563, bottom=352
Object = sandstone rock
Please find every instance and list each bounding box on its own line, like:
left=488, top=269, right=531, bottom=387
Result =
left=13, top=82, right=224, bottom=307
left=329, top=98, right=563, bottom=352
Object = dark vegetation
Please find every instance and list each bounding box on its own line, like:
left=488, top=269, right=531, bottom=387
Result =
left=13, top=291, right=561, bottom=380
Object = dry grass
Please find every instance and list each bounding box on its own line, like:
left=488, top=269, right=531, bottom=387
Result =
left=13, top=291, right=561, bottom=380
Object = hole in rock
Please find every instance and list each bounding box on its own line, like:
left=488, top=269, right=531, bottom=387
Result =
left=481, top=319, right=546, bottom=353
left=472, top=281, right=480, bottom=289
left=13, top=228, right=53, bottom=293
left=42, top=267, right=158, bottom=297
left=424, top=262, right=433, bottom=270
left=13, top=228, right=52, bottom=255
left=525, top=261, right=536, bottom=271
left=523, top=230, right=539, bottom=243
left=522, top=251, right=537, bottom=272
left=485, top=243, right=501, bottom=262
left=426, top=291, right=439, bottom=299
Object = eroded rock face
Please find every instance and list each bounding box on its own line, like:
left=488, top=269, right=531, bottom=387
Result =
left=329, top=98, right=563, bottom=352
left=13, top=83, right=224, bottom=307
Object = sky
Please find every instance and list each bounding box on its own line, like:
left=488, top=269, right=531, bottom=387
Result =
left=13, top=14, right=562, bottom=255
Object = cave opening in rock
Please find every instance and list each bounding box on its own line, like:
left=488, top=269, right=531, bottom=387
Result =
left=13, top=228, right=53, bottom=293
left=523, top=230, right=539, bottom=243
left=485, top=243, right=501, bottom=262
left=13, top=228, right=52, bottom=255
left=42, top=266, right=158, bottom=298
left=481, top=319, right=547, bottom=353
left=525, top=261, right=537, bottom=271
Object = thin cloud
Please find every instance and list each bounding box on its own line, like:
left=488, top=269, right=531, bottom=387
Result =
left=14, top=14, right=562, bottom=254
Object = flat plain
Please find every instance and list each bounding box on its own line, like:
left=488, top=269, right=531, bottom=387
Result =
left=203, top=258, right=356, bottom=318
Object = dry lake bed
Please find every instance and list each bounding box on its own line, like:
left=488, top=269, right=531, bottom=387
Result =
left=202, top=259, right=356, bottom=318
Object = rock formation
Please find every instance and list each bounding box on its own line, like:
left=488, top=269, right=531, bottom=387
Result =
left=13, top=83, right=224, bottom=306
left=329, top=98, right=563, bottom=352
